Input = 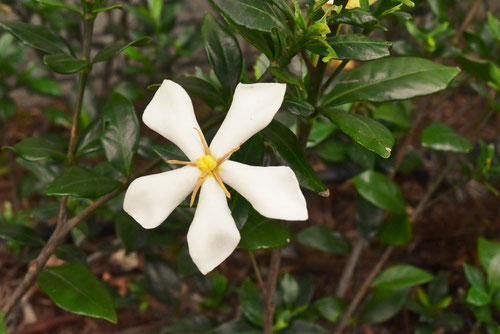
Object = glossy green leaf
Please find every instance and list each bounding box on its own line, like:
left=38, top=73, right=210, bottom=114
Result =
left=456, top=55, right=493, bottom=82
left=145, top=256, right=181, bottom=304
left=45, top=166, right=121, bottom=198
left=421, top=122, right=472, bottom=153
left=239, top=211, right=290, bottom=250
left=464, top=263, right=487, bottom=291
left=0, top=21, right=69, bottom=54
left=211, top=0, right=286, bottom=32
left=359, top=288, right=408, bottom=324
left=372, top=265, right=433, bottom=290
left=93, top=37, right=152, bottom=64
left=175, top=76, right=226, bottom=107
left=262, top=120, right=328, bottom=194
left=314, top=297, right=345, bottom=323
left=76, top=119, right=103, bottom=157
left=38, top=264, right=117, bottom=322
left=282, top=98, right=315, bottom=117
left=0, top=224, right=45, bottom=246
left=321, top=57, right=460, bottom=107
left=307, top=34, right=391, bottom=61
left=43, top=53, right=88, bottom=74
left=283, top=320, right=327, bottom=334
left=42, top=107, right=71, bottom=128
left=239, top=278, right=263, bottom=327
left=378, top=214, right=411, bottom=246
left=323, top=109, right=394, bottom=158
left=0, top=96, right=16, bottom=120
left=152, top=143, right=188, bottom=162
left=101, top=93, right=139, bottom=176
left=327, top=8, right=378, bottom=28
left=202, top=14, right=242, bottom=96
left=352, top=170, right=406, bottom=214
left=296, top=226, right=351, bottom=254
left=7, top=137, right=65, bottom=161
left=356, top=197, right=384, bottom=242
left=373, top=103, right=411, bottom=128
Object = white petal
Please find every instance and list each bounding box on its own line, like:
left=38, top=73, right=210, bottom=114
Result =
left=209, top=83, right=286, bottom=158
left=219, top=160, right=308, bottom=221
left=123, top=166, right=200, bottom=229
left=142, top=80, right=205, bottom=161
left=187, top=177, right=240, bottom=275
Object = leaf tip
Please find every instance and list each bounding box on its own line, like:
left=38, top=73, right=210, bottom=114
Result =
left=319, top=188, right=330, bottom=197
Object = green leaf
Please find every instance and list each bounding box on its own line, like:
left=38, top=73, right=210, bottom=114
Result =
left=43, top=53, right=88, bottom=74
left=478, top=238, right=500, bottom=272
left=283, top=320, right=327, bottom=334
left=0, top=21, right=69, bottom=55
left=373, top=103, right=411, bottom=128
left=280, top=273, right=300, bottom=307
left=488, top=254, right=500, bottom=293
left=165, top=315, right=213, bottom=334
left=0, top=224, right=45, bottom=246
left=92, top=5, right=123, bottom=13
left=45, top=166, right=121, bottom=198
left=101, top=93, right=139, bottom=176
left=76, top=119, right=104, bottom=157
left=269, top=66, right=305, bottom=91
left=145, top=256, right=181, bottom=304
left=115, top=214, right=148, bottom=253
left=42, top=107, right=71, bottom=128
left=148, top=0, right=163, bottom=24
left=7, top=137, right=65, bottom=161
left=262, top=120, right=328, bottom=195
left=282, top=98, right=315, bottom=117
left=372, top=265, right=433, bottom=290
left=296, top=226, right=351, bottom=254
left=202, top=14, right=242, bottom=96
left=347, top=142, right=376, bottom=169
left=175, top=76, right=226, bottom=107
left=152, top=143, right=188, bottom=162
left=38, top=264, right=117, bottom=322
left=238, top=211, right=290, bottom=250
left=35, top=0, right=81, bottom=14
left=323, top=109, right=394, bottom=158
left=55, top=244, right=87, bottom=265
left=359, top=288, right=408, bottom=324
left=464, top=263, right=487, bottom=291
left=27, top=78, right=62, bottom=96
left=93, top=37, right=151, bottom=64
left=210, top=318, right=260, bottom=334
left=327, top=8, right=378, bottom=28
left=315, top=139, right=347, bottom=163
left=321, top=57, right=460, bottom=107
left=211, top=0, right=287, bottom=33
left=378, top=214, right=411, bottom=246
left=239, top=278, right=263, bottom=327
left=466, top=286, right=491, bottom=306
left=314, top=297, right=346, bottom=323
left=307, top=34, right=391, bottom=61
left=0, top=96, right=16, bottom=120
left=421, top=122, right=472, bottom=153
left=352, top=170, right=406, bottom=214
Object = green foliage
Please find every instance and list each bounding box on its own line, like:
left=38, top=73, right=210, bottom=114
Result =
left=38, top=264, right=117, bottom=323
left=296, top=226, right=351, bottom=254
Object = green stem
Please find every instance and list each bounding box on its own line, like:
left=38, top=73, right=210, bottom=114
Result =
left=319, top=59, right=348, bottom=96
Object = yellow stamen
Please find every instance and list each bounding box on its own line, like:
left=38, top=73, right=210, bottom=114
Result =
left=190, top=173, right=207, bottom=207
left=166, top=160, right=196, bottom=166
left=217, top=146, right=240, bottom=164
left=213, top=171, right=231, bottom=199
left=194, top=127, right=210, bottom=155
left=196, top=155, right=217, bottom=174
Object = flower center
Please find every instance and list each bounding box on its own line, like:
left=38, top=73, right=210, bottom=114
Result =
left=196, top=155, right=217, bottom=174
left=165, top=128, right=240, bottom=207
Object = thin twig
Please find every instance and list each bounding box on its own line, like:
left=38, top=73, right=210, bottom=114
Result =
left=263, top=248, right=281, bottom=334
left=249, top=252, right=265, bottom=291
left=319, top=60, right=349, bottom=96
left=336, top=238, right=364, bottom=298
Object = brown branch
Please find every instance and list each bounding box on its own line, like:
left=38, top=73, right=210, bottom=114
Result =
left=263, top=248, right=281, bottom=334
left=336, top=238, right=364, bottom=298
left=249, top=252, right=265, bottom=291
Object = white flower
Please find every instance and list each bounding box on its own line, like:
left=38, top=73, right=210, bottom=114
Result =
left=123, top=80, right=308, bottom=274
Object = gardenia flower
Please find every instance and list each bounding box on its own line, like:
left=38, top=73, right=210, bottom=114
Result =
left=123, top=80, right=308, bottom=274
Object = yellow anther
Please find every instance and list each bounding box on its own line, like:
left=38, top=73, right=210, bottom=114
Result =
left=196, top=155, right=217, bottom=174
